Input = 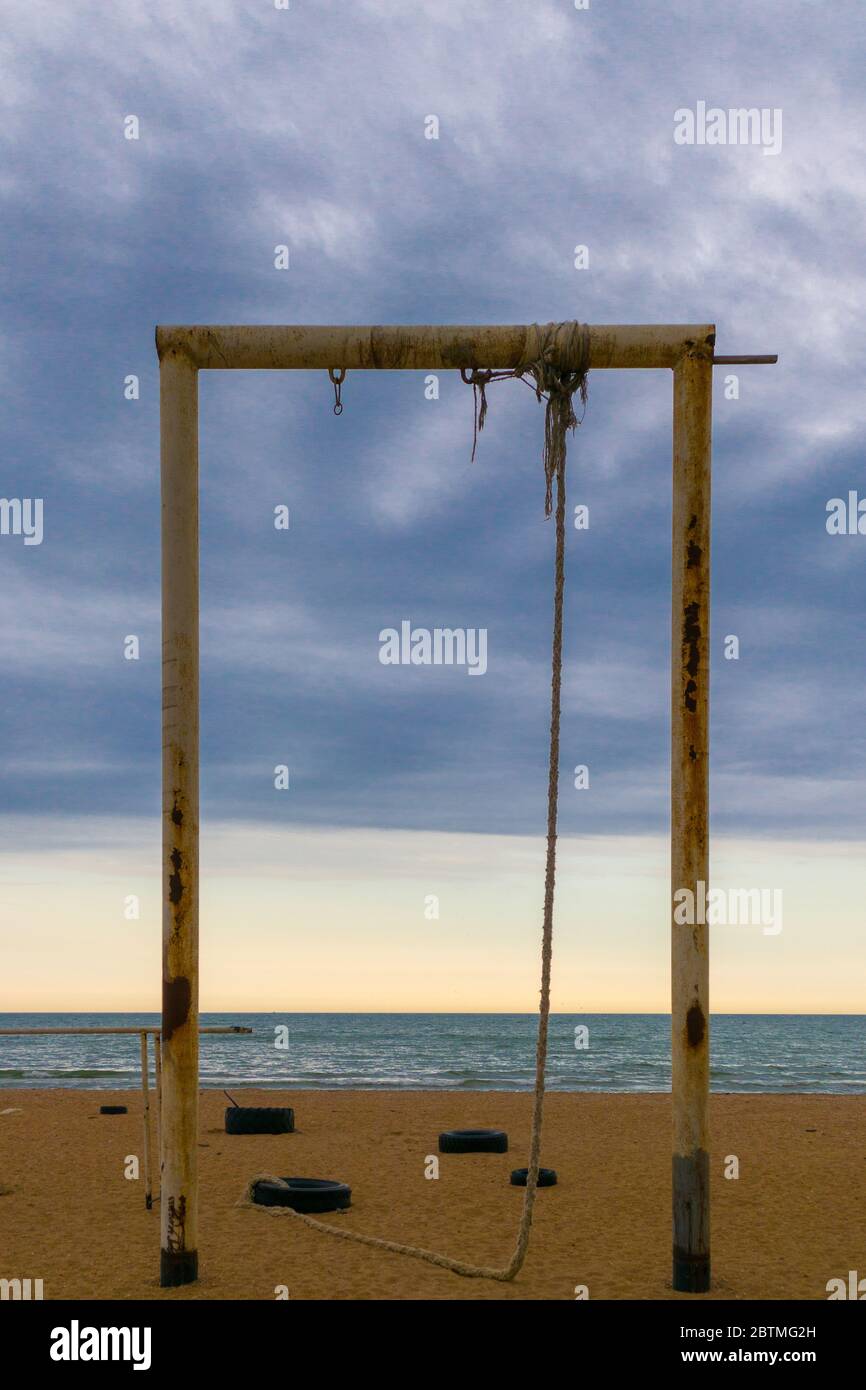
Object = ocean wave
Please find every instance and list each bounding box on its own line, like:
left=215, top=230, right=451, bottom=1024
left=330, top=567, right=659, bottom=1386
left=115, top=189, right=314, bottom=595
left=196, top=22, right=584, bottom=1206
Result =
left=36, top=1068, right=133, bottom=1079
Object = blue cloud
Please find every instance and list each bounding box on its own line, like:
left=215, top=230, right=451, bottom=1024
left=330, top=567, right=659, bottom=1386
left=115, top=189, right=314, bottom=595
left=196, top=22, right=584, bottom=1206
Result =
left=1, top=0, right=864, bottom=840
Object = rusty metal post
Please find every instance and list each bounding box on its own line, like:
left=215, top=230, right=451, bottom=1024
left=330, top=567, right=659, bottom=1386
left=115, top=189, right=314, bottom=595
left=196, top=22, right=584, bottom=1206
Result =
left=139, top=1031, right=152, bottom=1210
left=671, top=349, right=712, bottom=1292
left=160, top=349, right=200, bottom=1286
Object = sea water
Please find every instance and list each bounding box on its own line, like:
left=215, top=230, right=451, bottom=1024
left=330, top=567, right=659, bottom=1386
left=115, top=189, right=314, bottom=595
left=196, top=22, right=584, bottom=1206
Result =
left=0, top=1013, right=862, bottom=1092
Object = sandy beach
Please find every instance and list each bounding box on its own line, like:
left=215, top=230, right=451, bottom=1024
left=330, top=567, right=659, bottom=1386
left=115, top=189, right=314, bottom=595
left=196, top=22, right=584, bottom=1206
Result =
left=1, top=1089, right=862, bottom=1301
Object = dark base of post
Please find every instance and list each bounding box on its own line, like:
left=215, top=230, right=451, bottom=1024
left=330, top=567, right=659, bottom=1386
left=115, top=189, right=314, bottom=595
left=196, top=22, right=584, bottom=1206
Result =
left=160, top=1249, right=198, bottom=1287
left=672, top=1149, right=710, bottom=1291
left=673, top=1249, right=710, bottom=1293
left=145, top=1195, right=152, bottom=1211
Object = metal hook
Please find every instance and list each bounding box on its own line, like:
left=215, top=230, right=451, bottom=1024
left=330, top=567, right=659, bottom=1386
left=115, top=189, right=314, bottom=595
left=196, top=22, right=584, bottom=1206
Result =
left=328, top=367, right=346, bottom=415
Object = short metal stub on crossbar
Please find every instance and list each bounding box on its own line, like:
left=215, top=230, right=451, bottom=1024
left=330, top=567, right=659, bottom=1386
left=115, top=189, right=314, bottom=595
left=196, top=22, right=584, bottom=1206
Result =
left=328, top=366, right=347, bottom=415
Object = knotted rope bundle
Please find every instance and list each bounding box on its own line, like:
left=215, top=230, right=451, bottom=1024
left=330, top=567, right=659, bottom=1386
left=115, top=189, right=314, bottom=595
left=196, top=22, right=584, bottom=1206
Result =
left=462, top=319, right=590, bottom=515
left=240, top=323, right=590, bottom=1281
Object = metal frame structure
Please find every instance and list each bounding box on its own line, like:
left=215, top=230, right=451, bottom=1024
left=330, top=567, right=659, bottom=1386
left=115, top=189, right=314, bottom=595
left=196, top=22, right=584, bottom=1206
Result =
left=156, top=321, right=775, bottom=1292
left=0, top=1025, right=250, bottom=1212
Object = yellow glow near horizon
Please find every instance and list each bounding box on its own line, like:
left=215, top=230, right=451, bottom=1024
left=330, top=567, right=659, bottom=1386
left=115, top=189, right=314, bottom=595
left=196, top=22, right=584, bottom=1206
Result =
left=0, top=817, right=861, bottom=1013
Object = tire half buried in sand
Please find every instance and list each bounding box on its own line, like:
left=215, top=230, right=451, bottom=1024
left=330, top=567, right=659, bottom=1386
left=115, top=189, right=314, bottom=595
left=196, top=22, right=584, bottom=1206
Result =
left=225, top=1106, right=294, bottom=1135
left=252, top=1177, right=351, bottom=1214
left=438, top=1128, right=508, bottom=1154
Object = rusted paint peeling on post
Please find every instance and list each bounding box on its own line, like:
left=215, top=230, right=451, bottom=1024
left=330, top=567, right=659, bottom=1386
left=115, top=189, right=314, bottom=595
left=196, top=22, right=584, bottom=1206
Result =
left=168, top=847, right=184, bottom=905
left=683, top=602, right=701, bottom=677
left=682, top=598, right=702, bottom=713
left=160, top=1196, right=196, bottom=1288
left=162, top=975, right=191, bottom=1042
left=686, top=1002, right=706, bottom=1047
left=165, top=1195, right=187, bottom=1251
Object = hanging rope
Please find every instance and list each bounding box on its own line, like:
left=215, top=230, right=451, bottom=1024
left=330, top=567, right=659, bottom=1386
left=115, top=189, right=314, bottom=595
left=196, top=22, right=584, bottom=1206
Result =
left=240, top=323, right=590, bottom=1282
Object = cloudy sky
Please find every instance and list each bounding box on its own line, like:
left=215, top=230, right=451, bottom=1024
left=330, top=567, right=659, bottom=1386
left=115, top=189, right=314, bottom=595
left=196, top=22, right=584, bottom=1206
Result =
left=1, top=0, right=864, bottom=1010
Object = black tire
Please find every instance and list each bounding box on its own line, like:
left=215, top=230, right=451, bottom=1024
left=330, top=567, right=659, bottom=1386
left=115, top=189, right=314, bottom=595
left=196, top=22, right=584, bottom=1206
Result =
left=510, top=1167, right=557, bottom=1187
left=225, top=1106, right=294, bottom=1135
left=99, top=1105, right=127, bottom=1115
left=438, top=1128, right=508, bottom=1154
left=253, top=1177, right=351, bottom=1214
